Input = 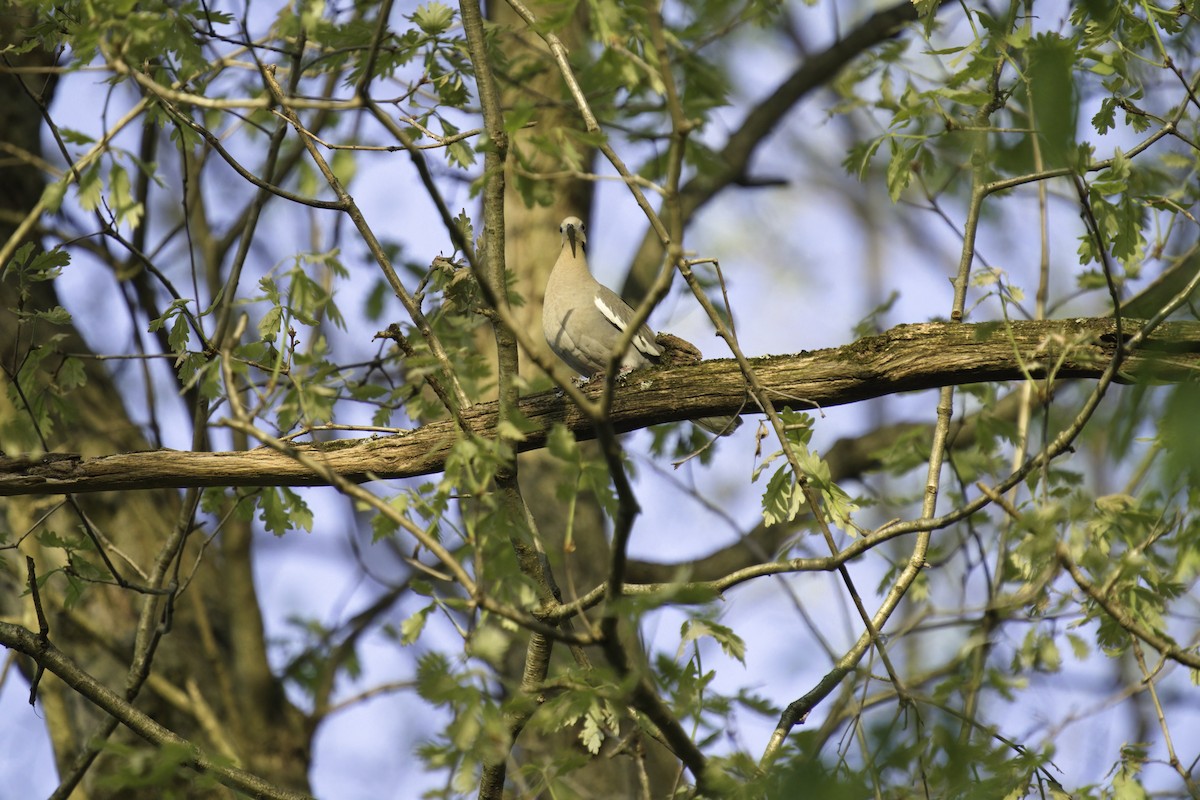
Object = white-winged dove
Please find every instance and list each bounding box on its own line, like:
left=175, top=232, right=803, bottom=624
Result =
left=543, top=216, right=741, bottom=436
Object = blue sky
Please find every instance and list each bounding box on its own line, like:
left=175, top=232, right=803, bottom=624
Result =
left=3, top=0, right=1196, bottom=796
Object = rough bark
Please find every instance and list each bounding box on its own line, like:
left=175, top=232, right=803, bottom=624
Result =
left=2, top=317, right=1187, bottom=496
left=482, top=0, right=684, bottom=793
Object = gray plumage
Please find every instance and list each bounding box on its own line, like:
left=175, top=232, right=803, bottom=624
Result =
left=543, top=216, right=660, bottom=376
left=543, top=216, right=741, bottom=436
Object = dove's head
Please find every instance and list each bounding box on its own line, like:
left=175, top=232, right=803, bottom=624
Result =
left=560, top=216, right=586, bottom=257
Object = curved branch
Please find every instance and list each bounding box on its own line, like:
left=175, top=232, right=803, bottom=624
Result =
left=1058, top=545, right=1200, bottom=670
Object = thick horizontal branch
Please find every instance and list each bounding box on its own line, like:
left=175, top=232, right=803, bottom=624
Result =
left=2, top=318, right=1196, bottom=496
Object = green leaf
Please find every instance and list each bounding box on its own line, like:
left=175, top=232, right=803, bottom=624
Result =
left=415, top=651, right=457, bottom=703
left=680, top=618, right=746, bottom=664
left=58, top=357, right=87, bottom=391
left=256, top=487, right=314, bottom=536
left=579, top=714, right=604, bottom=755
left=258, top=305, right=283, bottom=342
left=33, top=306, right=72, bottom=325
left=108, top=162, right=144, bottom=229
left=59, top=127, right=96, bottom=145
left=1091, top=96, right=1117, bottom=134
left=886, top=140, right=918, bottom=202
left=411, top=1, right=454, bottom=35
left=77, top=162, right=103, bottom=211
left=371, top=505, right=400, bottom=542
left=452, top=210, right=474, bottom=256
left=761, top=463, right=805, bottom=526
left=41, top=178, right=68, bottom=212
left=168, top=313, right=190, bottom=353
left=400, top=604, right=434, bottom=645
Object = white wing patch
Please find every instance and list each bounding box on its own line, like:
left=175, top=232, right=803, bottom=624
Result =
left=594, top=295, right=658, bottom=357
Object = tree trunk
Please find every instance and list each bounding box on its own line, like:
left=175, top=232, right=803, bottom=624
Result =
left=0, top=9, right=311, bottom=796
left=486, top=2, right=683, bottom=794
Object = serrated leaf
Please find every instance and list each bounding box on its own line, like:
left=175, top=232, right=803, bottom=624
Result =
left=579, top=714, right=603, bottom=755
left=168, top=313, right=190, bottom=353
left=371, top=509, right=400, bottom=542
left=412, top=1, right=454, bottom=35
left=35, top=306, right=73, bottom=325
left=258, top=305, right=283, bottom=342
left=761, top=464, right=805, bottom=526
left=680, top=619, right=746, bottom=664
left=257, top=486, right=314, bottom=536
left=447, top=138, right=475, bottom=168
left=258, top=488, right=289, bottom=536
left=886, top=141, right=918, bottom=202
left=415, top=651, right=457, bottom=702
left=60, top=127, right=95, bottom=145
left=58, top=357, right=87, bottom=391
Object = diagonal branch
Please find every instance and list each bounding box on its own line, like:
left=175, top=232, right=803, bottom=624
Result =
left=0, top=622, right=313, bottom=800
left=1058, top=545, right=1200, bottom=670
left=624, top=0, right=926, bottom=295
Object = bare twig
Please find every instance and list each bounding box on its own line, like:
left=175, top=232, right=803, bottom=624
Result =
left=0, top=622, right=313, bottom=800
